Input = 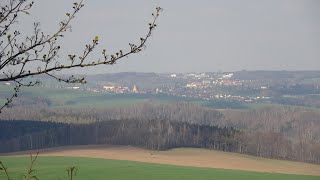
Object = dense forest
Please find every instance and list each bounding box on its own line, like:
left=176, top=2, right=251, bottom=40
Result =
left=0, top=120, right=238, bottom=153
left=0, top=103, right=319, bottom=164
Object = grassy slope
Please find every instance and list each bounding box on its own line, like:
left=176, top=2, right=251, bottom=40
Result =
left=0, top=156, right=319, bottom=180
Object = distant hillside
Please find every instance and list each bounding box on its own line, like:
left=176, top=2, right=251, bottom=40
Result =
left=233, top=70, right=320, bottom=81
left=86, top=72, right=180, bottom=89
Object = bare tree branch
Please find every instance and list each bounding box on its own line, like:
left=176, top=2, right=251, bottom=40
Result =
left=0, top=0, right=162, bottom=111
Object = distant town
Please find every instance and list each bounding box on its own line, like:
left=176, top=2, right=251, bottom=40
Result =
left=4, top=71, right=317, bottom=108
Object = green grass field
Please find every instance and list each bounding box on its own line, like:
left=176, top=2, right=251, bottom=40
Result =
left=0, top=156, right=319, bottom=180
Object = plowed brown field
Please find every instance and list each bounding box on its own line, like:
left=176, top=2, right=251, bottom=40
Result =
left=4, top=145, right=320, bottom=176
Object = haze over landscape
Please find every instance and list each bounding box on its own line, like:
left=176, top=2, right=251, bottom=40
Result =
left=20, top=0, right=320, bottom=73
left=1, top=1, right=320, bottom=180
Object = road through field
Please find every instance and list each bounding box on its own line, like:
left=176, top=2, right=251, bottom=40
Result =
left=5, top=145, right=320, bottom=176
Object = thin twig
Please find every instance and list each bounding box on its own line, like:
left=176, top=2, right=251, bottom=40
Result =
left=0, top=161, right=12, bottom=180
left=24, top=152, right=39, bottom=180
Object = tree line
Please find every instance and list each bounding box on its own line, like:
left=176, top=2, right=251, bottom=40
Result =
left=0, top=119, right=238, bottom=154
left=0, top=103, right=319, bottom=163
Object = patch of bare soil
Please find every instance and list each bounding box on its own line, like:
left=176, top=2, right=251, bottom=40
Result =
left=4, top=145, right=320, bottom=176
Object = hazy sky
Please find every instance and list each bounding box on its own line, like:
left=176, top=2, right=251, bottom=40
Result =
left=20, top=0, right=320, bottom=73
